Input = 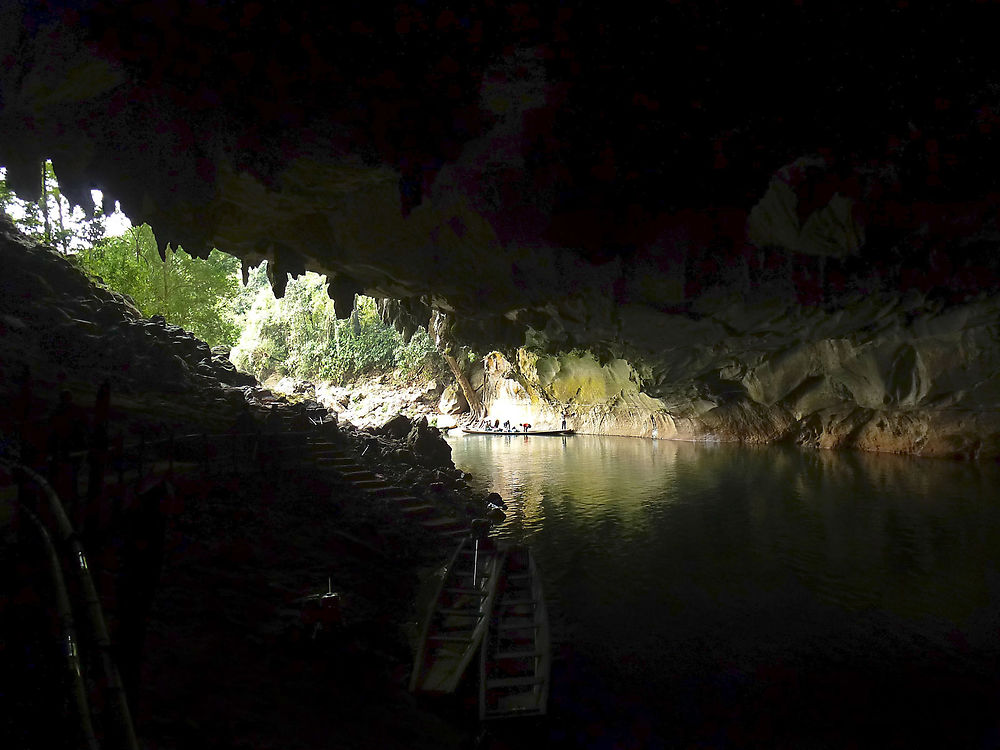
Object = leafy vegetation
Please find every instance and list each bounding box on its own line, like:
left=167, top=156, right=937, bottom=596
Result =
left=231, top=265, right=444, bottom=383
left=3, top=161, right=445, bottom=381
left=0, top=162, right=105, bottom=251
left=75, top=224, right=242, bottom=347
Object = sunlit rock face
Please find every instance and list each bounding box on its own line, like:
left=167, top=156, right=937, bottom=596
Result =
left=3, top=3, right=1000, bottom=457
left=468, top=286, right=1000, bottom=459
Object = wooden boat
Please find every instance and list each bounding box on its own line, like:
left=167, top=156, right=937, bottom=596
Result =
left=410, top=537, right=505, bottom=694
left=479, top=544, right=550, bottom=720
left=461, top=428, right=575, bottom=436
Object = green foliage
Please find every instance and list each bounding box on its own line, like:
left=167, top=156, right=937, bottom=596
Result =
left=4, top=162, right=448, bottom=382
left=75, top=224, right=241, bottom=347
left=0, top=162, right=104, bottom=251
left=231, top=267, right=446, bottom=384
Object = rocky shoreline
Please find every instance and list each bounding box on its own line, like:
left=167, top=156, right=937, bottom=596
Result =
left=0, top=225, right=505, bottom=749
left=134, top=406, right=503, bottom=750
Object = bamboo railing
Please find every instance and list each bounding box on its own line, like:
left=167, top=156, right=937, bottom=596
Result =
left=3, top=373, right=339, bottom=748
left=5, top=461, right=139, bottom=750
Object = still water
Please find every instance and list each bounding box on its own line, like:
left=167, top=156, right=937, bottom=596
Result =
left=447, top=433, right=1000, bottom=749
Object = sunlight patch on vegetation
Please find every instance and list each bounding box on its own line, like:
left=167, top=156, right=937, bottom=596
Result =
left=231, top=264, right=443, bottom=384
left=3, top=161, right=446, bottom=384
left=76, top=224, right=241, bottom=347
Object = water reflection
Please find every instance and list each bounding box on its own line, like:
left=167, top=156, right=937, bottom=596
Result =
left=448, top=434, right=1000, bottom=747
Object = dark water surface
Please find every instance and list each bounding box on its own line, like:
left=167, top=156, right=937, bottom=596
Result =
left=447, top=433, right=1000, bottom=749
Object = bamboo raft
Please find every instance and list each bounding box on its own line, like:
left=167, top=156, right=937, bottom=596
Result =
left=410, top=537, right=505, bottom=694
left=479, top=544, right=551, bottom=720
left=460, top=428, right=574, bottom=436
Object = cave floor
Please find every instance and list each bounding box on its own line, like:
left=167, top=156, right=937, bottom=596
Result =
left=134, top=462, right=472, bottom=750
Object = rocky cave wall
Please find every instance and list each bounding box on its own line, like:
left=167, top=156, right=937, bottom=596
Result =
left=465, top=286, right=1000, bottom=459
left=3, top=3, right=1000, bottom=458
left=0, top=216, right=256, bottom=439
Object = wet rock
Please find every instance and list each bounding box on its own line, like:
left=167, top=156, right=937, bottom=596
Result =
left=485, top=506, right=506, bottom=523
left=484, top=492, right=507, bottom=510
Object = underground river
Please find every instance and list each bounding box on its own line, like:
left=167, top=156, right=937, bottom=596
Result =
left=446, top=433, right=1000, bottom=748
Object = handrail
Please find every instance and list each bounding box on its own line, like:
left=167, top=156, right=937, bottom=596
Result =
left=18, top=503, right=101, bottom=750
left=57, top=426, right=331, bottom=466
left=5, top=460, right=140, bottom=750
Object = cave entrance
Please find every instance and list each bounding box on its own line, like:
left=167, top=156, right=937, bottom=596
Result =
left=226, top=271, right=471, bottom=429
left=2, top=161, right=479, bottom=430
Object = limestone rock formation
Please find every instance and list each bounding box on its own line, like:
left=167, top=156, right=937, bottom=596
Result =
left=438, top=384, right=468, bottom=416
left=3, top=5, right=1000, bottom=459
left=461, top=287, right=1000, bottom=459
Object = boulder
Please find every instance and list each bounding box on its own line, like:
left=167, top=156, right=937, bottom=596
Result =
left=406, top=419, right=453, bottom=468
left=419, top=379, right=444, bottom=403
left=438, top=384, right=468, bottom=415
left=378, top=413, right=415, bottom=440
left=484, top=492, right=507, bottom=510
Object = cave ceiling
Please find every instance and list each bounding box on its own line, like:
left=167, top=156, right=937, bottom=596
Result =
left=2, top=2, right=999, bottom=355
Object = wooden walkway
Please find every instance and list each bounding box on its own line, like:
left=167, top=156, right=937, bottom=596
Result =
left=304, top=436, right=471, bottom=541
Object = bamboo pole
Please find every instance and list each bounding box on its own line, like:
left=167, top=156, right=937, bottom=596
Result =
left=19, top=504, right=101, bottom=750
left=40, top=161, right=51, bottom=245
left=9, top=462, right=140, bottom=750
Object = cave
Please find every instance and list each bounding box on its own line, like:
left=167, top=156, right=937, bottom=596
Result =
left=3, top=3, right=1000, bottom=749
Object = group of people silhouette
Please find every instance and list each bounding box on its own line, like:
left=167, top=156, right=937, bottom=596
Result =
left=472, top=418, right=531, bottom=433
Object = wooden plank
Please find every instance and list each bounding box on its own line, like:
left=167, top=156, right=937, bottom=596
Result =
left=498, top=621, right=541, bottom=631
left=494, top=650, right=545, bottom=660
left=486, top=675, right=547, bottom=689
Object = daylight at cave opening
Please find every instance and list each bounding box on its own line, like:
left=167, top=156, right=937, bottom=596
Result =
left=3, top=3, right=1000, bottom=749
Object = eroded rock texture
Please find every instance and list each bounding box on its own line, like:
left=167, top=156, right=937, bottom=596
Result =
left=0, top=217, right=255, bottom=437
left=469, top=290, right=1000, bottom=459
left=3, top=3, right=1000, bottom=457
